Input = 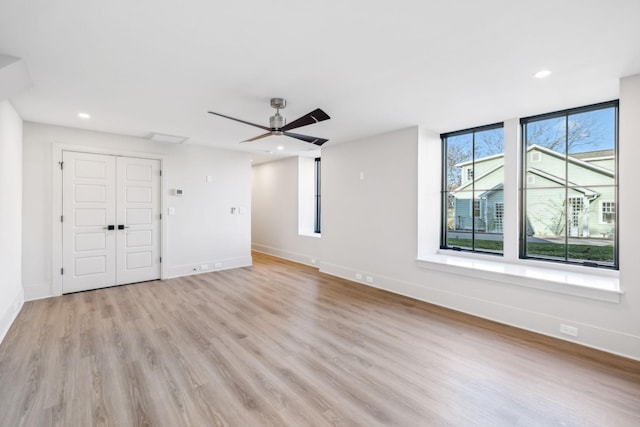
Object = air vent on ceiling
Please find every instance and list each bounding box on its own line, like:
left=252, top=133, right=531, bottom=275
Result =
left=149, top=132, right=188, bottom=144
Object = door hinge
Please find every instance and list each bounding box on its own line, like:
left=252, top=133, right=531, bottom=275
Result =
left=60, top=215, right=63, bottom=222
left=160, top=257, right=162, bottom=263
left=60, top=268, right=64, bottom=275
left=160, top=170, right=162, bottom=176
left=159, top=213, right=162, bottom=220
left=59, top=161, right=64, bottom=170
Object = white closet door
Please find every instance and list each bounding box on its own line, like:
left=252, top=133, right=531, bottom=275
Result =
left=62, top=151, right=117, bottom=293
left=62, top=152, right=161, bottom=294
left=115, top=157, right=161, bottom=285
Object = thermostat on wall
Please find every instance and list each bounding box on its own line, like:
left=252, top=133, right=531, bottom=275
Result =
left=171, top=188, right=183, bottom=196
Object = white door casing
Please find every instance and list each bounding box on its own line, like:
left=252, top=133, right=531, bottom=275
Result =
left=62, top=151, right=161, bottom=293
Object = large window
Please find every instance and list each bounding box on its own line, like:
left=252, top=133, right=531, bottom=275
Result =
left=521, top=101, right=618, bottom=268
left=441, top=123, right=504, bottom=254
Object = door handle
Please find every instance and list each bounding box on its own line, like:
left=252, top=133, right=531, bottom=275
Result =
left=118, top=225, right=130, bottom=230
left=104, top=225, right=115, bottom=230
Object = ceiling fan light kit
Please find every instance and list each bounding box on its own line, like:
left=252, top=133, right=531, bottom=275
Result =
left=208, top=98, right=330, bottom=146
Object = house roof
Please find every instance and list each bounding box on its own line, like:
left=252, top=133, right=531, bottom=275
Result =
left=457, top=144, right=614, bottom=177
left=453, top=163, right=503, bottom=193
left=526, top=145, right=614, bottom=176
left=528, top=168, right=599, bottom=198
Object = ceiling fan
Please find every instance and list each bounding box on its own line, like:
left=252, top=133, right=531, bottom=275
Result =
left=208, top=98, right=330, bottom=146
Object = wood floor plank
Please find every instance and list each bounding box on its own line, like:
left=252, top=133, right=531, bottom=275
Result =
left=1, top=251, right=639, bottom=426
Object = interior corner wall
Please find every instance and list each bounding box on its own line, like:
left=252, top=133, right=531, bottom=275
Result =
left=22, top=122, right=252, bottom=300
left=0, top=100, right=24, bottom=344
left=251, top=157, right=321, bottom=266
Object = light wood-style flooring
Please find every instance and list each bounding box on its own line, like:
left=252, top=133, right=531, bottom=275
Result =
left=1, top=252, right=639, bottom=426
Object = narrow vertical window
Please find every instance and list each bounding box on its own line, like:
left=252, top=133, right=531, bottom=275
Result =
left=441, top=123, right=504, bottom=254
left=314, top=157, right=321, bottom=234
left=521, top=101, right=618, bottom=268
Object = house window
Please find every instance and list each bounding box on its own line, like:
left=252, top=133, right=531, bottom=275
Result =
left=600, top=201, right=615, bottom=225
left=473, top=200, right=481, bottom=217
left=441, top=123, right=504, bottom=254
left=521, top=101, right=618, bottom=268
left=314, top=157, right=321, bottom=233
left=494, top=202, right=504, bottom=232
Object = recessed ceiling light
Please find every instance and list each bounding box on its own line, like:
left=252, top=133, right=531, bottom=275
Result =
left=78, top=112, right=91, bottom=119
left=277, top=145, right=284, bottom=150
left=534, top=69, right=552, bottom=79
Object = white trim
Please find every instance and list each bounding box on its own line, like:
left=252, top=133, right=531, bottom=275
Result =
left=252, top=244, right=320, bottom=268
left=23, top=282, right=51, bottom=301
left=319, top=260, right=637, bottom=361
left=164, top=255, right=252, bottom=279
left=0, top=287, right=23, bottom=346
left=298, top=232, right=322, bottom=238
left=418, top=251, right=620, bottom=303
left=52, top=143, right=168, bottom=296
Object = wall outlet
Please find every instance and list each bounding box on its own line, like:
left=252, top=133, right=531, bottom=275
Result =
left=214, top=262, right=222, bottom=269
left=200, top=264, right=209, bottom=271
left=355, top=273, right=363, bottom=280
left=365, top=275, right=374, bottom=284
left=310, top=258, right=317, bottom=265
left=560, top=324, right=578, bottom=337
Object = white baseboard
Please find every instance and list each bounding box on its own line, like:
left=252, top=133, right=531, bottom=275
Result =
left=164, top=255, right=253, bottom=279
left=320, top=261, right=640, bottom=361
left=24, top=282, right=52, bottom=301
left=0, top=287, right=24, bottom=346
left=252, top=244, right=320, bottom=268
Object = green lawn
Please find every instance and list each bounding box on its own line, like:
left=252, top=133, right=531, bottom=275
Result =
left=447, top=238, right=614, bottom=261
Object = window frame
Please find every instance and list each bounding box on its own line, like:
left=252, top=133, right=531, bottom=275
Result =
left=519, top=100, right=619, bottom=270
left=440, top=122, right=504, bottom=255
left=314, top=157, right=321, bottom=234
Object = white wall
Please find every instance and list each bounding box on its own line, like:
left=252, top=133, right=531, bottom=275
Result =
left=23, top=122, right=252, bottom=300
left=252, top=157, right=321, bottom=266
left=252, top=76, right=640, bottom=360
left=0, top=100, right=23, bottom=343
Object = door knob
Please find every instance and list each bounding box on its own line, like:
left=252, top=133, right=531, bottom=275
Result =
left=118, top=225, right=130, bottom=230
left=103, top=225, right=115, bottom=230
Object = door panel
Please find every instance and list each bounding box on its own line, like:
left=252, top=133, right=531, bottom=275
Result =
left=62, top=152, right=161, bottom=293
left=116, top=157, right=161, bottom=285
left=62, top=151, right=116, bottom=293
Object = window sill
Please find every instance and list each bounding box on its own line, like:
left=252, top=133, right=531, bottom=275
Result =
left=299, top=232, right=321, bottom=238
left=416, top=251, right=621, bottom=303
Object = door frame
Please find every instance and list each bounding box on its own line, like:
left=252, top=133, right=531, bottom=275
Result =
left=52, top=143, right=167, bottom=296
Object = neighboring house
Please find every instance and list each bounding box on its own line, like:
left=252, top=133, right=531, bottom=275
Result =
left=452, top=145, right=615, bottom=238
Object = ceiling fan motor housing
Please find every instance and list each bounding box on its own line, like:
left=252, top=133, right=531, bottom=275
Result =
left=269, top=98, right=286, bottom=130
left=270, top=112, right=285, bottom=131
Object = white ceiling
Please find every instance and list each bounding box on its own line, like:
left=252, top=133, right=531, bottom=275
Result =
left=1, top=0, right=639, bottom=164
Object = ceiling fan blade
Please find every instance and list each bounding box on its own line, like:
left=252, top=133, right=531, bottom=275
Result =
left=208, top=111, right=270, bottom=131
left=281, top=108, right=330, bottom=132
left=283, top=131, right=328, bottom=146
left=241, top=132, right=272, bottom=143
